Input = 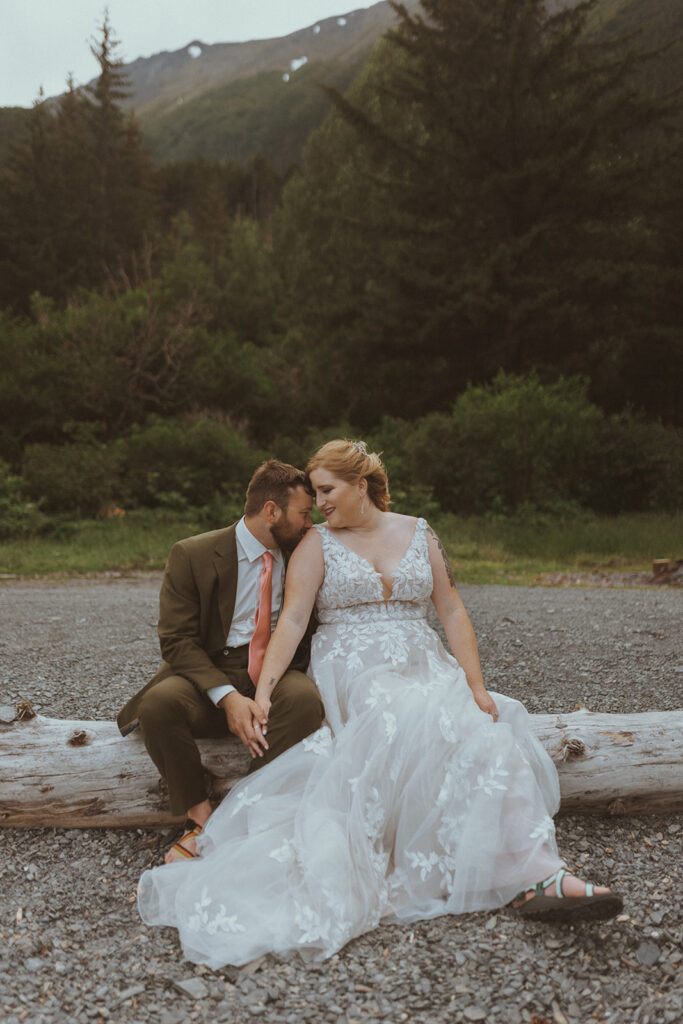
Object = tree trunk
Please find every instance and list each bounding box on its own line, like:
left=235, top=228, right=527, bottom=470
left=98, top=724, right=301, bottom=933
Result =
left=1, top=708, right=681, bottom=828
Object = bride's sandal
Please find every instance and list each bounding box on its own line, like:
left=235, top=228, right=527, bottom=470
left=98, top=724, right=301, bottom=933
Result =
left=165, top=819, right=203, bottom=863
left=513, top=866, right=623, bottom=922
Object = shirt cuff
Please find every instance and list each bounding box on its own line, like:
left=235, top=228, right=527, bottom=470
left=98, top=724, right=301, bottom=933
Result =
left=207, top=684, right=236, bottom=706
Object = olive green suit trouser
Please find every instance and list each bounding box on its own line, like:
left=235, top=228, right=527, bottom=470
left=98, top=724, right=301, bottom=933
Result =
left=137, top=645, right=324, bottom=815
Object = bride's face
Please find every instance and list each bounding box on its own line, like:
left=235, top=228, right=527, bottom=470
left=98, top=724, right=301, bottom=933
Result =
left=310, top=468, right=364, bottom=528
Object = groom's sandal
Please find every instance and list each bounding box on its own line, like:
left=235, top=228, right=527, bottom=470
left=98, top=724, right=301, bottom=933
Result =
left=513, top=867, right=623, bottom=922
left=166, top=819, right=203, bottom=862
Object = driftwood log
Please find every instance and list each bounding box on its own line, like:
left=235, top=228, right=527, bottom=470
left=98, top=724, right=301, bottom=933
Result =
left=0, top=705, right=681, bottom=828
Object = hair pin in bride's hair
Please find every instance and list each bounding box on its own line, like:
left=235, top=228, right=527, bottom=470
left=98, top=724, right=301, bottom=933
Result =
left=350, top=440, right=368, bottom=456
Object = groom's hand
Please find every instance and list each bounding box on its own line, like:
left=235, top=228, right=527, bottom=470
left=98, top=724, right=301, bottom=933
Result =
left=219, top=691, right=269, bottom=758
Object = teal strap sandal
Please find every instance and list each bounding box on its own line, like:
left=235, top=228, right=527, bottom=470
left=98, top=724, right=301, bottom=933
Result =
left=513, top=866, right=623, bottom=922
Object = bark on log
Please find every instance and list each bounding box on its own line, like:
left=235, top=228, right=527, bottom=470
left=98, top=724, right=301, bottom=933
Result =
left=0, top=708, right=681, bottom=828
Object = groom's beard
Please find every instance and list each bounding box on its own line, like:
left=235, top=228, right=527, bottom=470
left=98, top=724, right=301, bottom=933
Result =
left=271, top=522, right=308, bottom=553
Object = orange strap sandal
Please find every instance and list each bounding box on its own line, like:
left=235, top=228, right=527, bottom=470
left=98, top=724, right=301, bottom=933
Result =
left=169, top=819, right=203, bottom=860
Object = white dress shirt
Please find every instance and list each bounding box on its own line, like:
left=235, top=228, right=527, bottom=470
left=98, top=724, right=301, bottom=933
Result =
left=207, top=517, right=284, bottom=706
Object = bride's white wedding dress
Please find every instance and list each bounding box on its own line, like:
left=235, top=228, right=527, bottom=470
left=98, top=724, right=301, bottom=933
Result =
left=138, top=519, right=563, bottom=967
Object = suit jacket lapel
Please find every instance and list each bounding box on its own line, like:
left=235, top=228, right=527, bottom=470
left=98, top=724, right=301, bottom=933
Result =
left=214, top=524, right=239, bottom=638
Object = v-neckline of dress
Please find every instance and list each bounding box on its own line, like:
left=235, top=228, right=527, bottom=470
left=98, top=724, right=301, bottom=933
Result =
left=324, top=518, right=422, bottom=601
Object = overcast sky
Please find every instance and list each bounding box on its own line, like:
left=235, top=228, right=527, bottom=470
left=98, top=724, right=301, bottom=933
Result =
left=1, top=0, right=381, bottom=108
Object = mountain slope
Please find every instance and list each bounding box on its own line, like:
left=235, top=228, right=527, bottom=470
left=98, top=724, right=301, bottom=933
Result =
left=141, top=57, right=366, bottom=171
left=138, top=0, right=681, bottom=168
left=125, top=3, right=411, bottom=119
left=0, top=3, right=405, bottom=169
left=134, top=2, right=419, bottom=168
left=0, top=0, right=679, bottom=171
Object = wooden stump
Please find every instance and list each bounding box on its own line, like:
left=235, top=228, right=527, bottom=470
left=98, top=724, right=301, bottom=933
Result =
left=1, top=706, right=681, bottom=828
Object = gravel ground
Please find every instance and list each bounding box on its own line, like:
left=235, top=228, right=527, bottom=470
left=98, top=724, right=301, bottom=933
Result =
left=1, top=576, right=681, bottom=1024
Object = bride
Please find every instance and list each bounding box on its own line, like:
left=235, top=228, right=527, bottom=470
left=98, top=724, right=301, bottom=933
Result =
left=138, top=439, right=622, bottom=967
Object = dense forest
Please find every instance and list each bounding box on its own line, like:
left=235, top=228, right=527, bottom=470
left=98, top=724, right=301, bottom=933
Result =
left=0, top=0, right=681, bottom=535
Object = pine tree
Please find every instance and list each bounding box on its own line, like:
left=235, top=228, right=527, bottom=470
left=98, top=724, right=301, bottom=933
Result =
left=0, top=15, right=154, bottom=310
left=278, top=0, right=677, bottom=424
left=52, top=77, right=99, bottom=290
left=84, top=12, right=154, bottom=275
left=0, top=92, right=63, bottom=307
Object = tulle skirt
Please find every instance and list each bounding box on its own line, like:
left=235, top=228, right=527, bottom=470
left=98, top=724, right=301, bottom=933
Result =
left=138, top=618, right=562, bottom=967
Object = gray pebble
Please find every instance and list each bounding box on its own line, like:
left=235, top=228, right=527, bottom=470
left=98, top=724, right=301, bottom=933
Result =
left=173, top=977, right=211, bottom=1000
left=636, top=942, right=661, bottom=966
left=463, top=1008, right=488, bottom=1022
left=113, top=983, right=146, bottom=1003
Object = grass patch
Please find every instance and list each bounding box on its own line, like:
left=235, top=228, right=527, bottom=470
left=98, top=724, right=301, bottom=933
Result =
left=0, top=510, right=207, bottom=576
left=439, top=511, right=682, bottom=584
left=0, top=510, right=680, bottom=584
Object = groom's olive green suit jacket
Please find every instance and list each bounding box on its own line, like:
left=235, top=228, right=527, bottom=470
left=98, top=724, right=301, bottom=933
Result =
left=116, top=524, right=311, bottom=737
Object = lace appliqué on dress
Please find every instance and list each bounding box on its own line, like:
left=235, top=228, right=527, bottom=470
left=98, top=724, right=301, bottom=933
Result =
left=314, top=518, right=432, bottom=625
left=187, top=888, right=246, bottom=936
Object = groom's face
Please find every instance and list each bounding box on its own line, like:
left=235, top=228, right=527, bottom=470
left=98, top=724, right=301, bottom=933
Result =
left=271, top=485, right=314, bottom=552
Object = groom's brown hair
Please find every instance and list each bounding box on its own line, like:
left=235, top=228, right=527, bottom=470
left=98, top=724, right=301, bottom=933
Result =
left=244, top=460, right=310, bottom=516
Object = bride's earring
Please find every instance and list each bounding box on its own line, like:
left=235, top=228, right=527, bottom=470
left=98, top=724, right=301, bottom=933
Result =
left=360, top=496, right=366, bottom=515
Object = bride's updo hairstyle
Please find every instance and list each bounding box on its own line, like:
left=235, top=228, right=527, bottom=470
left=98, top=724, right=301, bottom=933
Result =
left=306, top=440, right=391, bottom=512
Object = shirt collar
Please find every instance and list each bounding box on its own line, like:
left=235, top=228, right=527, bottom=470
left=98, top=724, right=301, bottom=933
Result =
left=235, top=516, right=283, bottom=564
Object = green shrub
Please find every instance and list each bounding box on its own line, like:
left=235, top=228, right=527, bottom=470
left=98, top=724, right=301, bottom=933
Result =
left=10, top=372, right=681, bottom=523
left=21, top=429, right=120, bottom=516
left=196, top=492, right=249, bottom=531
left=0, top=459, right=49, bottom=538
left=586, top=413, right=683, bottom=513
left=381, top=373, right=601, bottom=514
left=366, top=374, right=683, bottom=516
left=118, top=416, right=264, bottom=508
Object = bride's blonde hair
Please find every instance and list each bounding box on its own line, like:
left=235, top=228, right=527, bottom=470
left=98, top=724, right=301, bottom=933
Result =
left=306, top=440, right=391, bottom=512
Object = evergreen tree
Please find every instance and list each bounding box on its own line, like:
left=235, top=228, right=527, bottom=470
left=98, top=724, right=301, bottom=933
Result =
left=84, top=12, right=154, bottom=274
left=277, top=0, right=677, bottom=424
left=0, top=15, right=154, bottom=310
left=0, top=92, right=64, bottom=307
left=52, top=77, right=100, bottom=291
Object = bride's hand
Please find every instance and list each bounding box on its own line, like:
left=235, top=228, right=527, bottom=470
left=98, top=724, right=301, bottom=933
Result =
left=254, top=692, right=271, bottom=730
left=473, top=689, right=498, bottom=722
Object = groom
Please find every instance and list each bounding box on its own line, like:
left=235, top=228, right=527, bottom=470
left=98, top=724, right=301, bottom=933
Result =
left=117, top=460, right=324, bottom=860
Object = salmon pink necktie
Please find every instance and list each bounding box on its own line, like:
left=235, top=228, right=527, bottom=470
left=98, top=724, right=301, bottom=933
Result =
left=248, top=551, right=274, bottom=684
